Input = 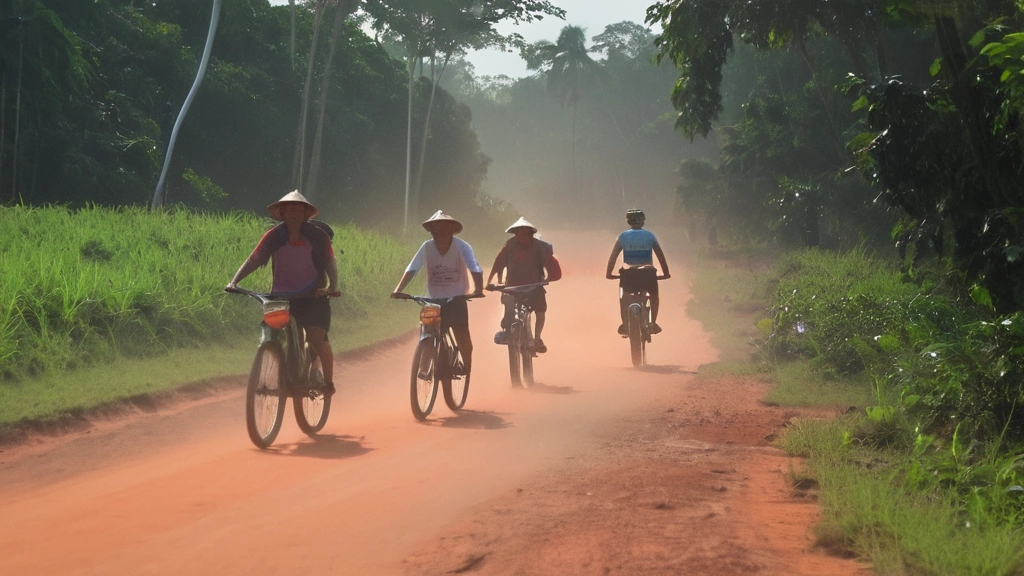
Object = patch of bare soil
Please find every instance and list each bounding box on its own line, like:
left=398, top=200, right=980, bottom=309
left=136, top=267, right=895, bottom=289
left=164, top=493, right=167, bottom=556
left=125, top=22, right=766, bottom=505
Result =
left=402, top=376, right=870, bottom=576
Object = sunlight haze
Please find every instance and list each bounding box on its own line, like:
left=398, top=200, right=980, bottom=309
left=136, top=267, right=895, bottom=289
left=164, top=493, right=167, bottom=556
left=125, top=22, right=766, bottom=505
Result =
left=267, top=0, right=653, bottom=77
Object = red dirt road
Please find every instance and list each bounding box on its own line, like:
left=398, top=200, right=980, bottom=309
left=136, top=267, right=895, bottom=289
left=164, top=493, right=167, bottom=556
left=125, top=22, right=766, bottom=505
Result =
left=0, top=231, right=867, bottom=575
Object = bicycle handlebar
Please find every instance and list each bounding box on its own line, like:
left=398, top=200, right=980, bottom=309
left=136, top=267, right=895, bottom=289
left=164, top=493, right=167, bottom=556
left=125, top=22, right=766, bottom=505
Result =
left=607, top=266, right=669, bottom=281
left=225, top=286, right=340, bottom=302
left=485, top=281, right=549, bottom=293
left=391, top=292, right=484, bottom=305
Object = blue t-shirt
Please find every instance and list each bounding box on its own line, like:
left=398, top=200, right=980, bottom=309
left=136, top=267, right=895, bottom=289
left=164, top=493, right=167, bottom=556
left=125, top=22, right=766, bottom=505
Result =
left=618, top=229, right=657, bottom=266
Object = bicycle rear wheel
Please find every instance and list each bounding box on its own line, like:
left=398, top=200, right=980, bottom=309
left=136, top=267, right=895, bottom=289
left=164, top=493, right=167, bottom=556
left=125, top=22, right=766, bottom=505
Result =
left=442, top=339, right=470, bottom=411
left=294, top=352, right=331, bottom=435
left=410, top=338, right=439, bottom=421
left=521, top=316, right=535, bottom=388
left=628, top=304, right=644, bottom=367
left=246, top=341, right=287, bottom=448
left=507, top=323, right=522, bottom=387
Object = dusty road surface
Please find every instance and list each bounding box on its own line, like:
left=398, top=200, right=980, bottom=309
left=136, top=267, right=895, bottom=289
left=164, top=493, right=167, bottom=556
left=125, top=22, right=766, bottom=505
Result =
left=0, top=231, right=867, bottom=575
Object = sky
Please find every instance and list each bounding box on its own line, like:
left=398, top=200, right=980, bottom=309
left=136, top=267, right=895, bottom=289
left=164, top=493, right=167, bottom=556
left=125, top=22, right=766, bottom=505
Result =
left=267, top=0, right=654, bottom=78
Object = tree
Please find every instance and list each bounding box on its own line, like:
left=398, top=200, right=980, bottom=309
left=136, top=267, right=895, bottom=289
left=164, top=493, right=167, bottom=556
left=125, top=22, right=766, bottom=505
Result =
left=151, top=0, right=222, bottom=209
left=363, top=0, right=563, bottom=228
left=523, top=25, right=601, bottom=208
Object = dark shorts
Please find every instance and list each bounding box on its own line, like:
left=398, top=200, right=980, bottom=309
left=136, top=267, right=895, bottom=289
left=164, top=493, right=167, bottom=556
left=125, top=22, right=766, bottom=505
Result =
left=619, top=267, right=658, bottom=298
left=290, top=297, right=331, bottom=338
left=440, top=298, right=469, bottom=329
left=500, top=288, right=547, bottom=329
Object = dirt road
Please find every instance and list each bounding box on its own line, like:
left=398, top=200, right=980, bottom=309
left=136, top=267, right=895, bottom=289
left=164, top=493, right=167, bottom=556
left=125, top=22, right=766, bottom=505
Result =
left=0, top=231, right=866, bottom=575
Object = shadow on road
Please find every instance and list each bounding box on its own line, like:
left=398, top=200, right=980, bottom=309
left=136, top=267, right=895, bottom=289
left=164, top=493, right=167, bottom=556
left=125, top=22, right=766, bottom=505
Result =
left=635, top=365, right=698, bottom=375
left=522, top=382, right=577, bottom=395
left=264, top=434, right=374, bottom=459
left=432, top=410, right=513, bottom=430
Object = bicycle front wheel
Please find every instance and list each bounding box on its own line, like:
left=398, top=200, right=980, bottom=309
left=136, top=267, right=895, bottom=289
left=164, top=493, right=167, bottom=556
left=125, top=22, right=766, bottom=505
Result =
left=507, top=323, right=522, bottom=387
left=246, top=341, right=287, bottom=448
left=442, top=340, right=470, bottom=411
left=410, top=338, right=439, bottom=421
left=294, top=352, right=331, bottom=435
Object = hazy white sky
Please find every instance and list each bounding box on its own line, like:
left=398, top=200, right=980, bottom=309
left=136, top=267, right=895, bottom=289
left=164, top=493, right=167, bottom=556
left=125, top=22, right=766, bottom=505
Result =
left=267, top=0, right=654, bottom=78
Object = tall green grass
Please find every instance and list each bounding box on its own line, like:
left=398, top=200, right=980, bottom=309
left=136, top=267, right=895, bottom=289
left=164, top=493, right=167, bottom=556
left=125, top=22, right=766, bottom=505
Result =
left=0, top=205, right=413, bottom=382
left=689, top=243, right=1024, bottom=573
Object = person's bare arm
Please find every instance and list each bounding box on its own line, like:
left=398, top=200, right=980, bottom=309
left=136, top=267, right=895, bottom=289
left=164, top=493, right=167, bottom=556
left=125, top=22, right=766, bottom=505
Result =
left=471, top=271, right=485, bottom=295
left=391, top=270, right=417, bottom=297
left=227, top=251, right=267, bottom=289
left=653, top=241, right=670, bottom=278
left=487, top=246, right=508, bottom=285
left=325, top=255, right=339, bottom=292
left=605, top=240, right=623, bottom=279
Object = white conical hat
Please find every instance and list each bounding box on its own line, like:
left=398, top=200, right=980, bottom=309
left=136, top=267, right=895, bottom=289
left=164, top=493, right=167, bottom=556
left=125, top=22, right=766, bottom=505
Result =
left=505, top=217, right=537, bottom=233
left=421, top=210, right=463, bottom=234
left=267, top=190, right=318, bottom=221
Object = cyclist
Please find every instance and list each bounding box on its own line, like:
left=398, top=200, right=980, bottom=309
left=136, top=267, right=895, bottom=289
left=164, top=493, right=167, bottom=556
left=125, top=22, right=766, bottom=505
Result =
left=226, top=190, right=339, bottom=395
left=605, top=208, right=671, bottom=336
left=487, top=217, right=560, bottom=353
left=391, top=210, right=484, bottom=375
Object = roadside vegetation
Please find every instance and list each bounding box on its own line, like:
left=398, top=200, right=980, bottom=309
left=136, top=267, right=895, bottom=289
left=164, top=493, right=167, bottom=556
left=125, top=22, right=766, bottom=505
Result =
left=688, top=244, right=1024, bottom=575
left=0, top=205, right=419, bottom=429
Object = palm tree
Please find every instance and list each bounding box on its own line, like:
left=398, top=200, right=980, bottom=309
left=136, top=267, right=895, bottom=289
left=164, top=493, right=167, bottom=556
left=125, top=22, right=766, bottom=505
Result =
left=525, top=25, right=601, bottom=206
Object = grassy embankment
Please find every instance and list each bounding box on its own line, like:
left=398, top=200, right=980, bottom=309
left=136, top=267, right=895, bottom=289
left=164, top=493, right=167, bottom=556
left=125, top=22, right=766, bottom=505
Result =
left=686, top=244, right=1024, bottom=575
left=0, top=205, right=439, bottom=431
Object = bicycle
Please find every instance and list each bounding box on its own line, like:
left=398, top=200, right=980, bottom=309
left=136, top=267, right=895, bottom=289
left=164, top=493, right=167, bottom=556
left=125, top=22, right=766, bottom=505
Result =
left=608, top=266, right=667, bottom=368
left=487, top=282, right=548, bottom=388
left=393, top=293, right=479, bottom=421
left=226, top=286, right=336, bottom=448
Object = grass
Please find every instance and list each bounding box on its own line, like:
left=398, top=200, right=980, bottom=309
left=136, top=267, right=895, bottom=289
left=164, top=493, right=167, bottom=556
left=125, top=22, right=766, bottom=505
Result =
left=0, top=204, right=429, bottom=429
left=778, top=417, right=1024, bottom=575
left=687, top=241, right=1024, bottom=574
left=765, top=360, right=874, bottom=408
left=0, top=303, right=415, bottom=430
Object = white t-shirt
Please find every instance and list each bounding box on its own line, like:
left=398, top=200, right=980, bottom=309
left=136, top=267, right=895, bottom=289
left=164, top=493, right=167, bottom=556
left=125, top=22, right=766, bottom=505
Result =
left=404, top=237, right=483, bottom=298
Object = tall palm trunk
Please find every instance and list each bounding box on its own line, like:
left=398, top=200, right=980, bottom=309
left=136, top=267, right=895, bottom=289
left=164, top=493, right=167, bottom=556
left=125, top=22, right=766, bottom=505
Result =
left=12, top=24, right=23, bottom=201
left=293, top=0, right=327, bottom=191
left=571, top=98, right=578, bottom=207
left=411, top=52, right=450, bottom=213
left=403, top=44, right=415, bottom=230
left=1, top=73, right=6, bottom=200
left=290, top=0, right=296, bottom=69
left=306, top=0, right=352, bottom=200
left=151, top=0, right=223, bottom=208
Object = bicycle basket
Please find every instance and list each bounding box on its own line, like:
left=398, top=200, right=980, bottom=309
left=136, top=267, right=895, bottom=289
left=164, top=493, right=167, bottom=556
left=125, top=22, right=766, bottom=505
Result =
left=262, top=300, right=291, bottom=329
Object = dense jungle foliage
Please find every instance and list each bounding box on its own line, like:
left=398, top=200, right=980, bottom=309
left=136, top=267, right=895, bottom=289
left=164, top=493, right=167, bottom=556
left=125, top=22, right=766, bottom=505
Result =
left=652, top=0, right=1024, bottom=311
left=0, top=0, right=506, bottom=226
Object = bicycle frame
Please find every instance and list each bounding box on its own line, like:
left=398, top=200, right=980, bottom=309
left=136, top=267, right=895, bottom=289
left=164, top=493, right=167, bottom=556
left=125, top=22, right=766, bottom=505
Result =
left=488, top=282, right=548, bottom=387
left=397, top=293, right=476, bottom=419
left=227, top=286, right=333, bottom=447
left=236, top=288, right=312, bottom=390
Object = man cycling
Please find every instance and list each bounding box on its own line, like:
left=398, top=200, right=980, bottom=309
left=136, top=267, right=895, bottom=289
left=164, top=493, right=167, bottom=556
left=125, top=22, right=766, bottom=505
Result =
left=487, top=217, right=560, bottom=354
left=605, top=208, right=671, bottom=335
left=391, top=210, right=484, bottom=374
left=227, top=190, right=339, bottom=395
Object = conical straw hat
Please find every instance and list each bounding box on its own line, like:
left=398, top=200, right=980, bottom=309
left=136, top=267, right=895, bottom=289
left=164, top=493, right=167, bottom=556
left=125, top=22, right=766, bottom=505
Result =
left=505, top=217, right=537, bottom=233
left=421, top=210, right=463, bottom=234
left=267, top=190, right=318, bottom=221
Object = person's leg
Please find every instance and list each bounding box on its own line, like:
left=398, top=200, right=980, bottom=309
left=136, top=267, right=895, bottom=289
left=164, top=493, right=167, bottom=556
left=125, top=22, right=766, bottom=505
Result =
left=305, top=326, right=334, bottom=387
left=534, top=311, right=546, bottom=340
left=647, top=274, right=662, bottom=333
left=451, top=325, right=473, bottom=372
left=445, top=299, right=472, bottom=372
left=500, top=296, right=515, bottom=330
